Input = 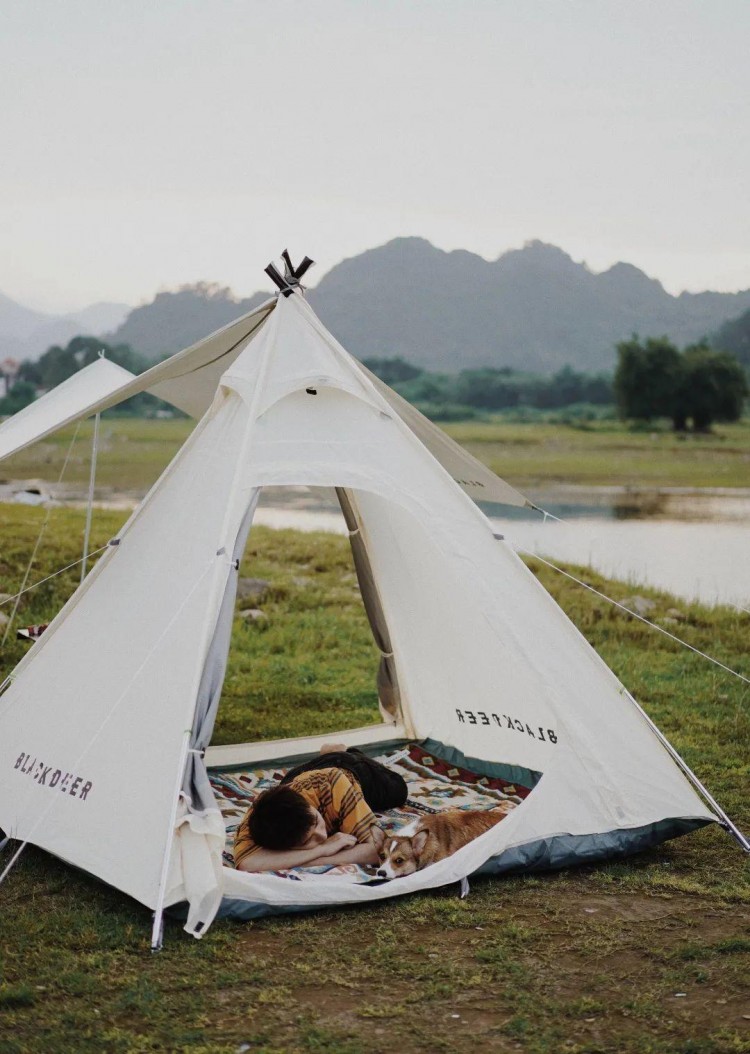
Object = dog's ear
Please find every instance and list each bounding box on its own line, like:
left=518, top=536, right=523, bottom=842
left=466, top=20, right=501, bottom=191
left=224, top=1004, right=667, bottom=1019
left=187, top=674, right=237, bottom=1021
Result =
left=371, top=826, right=386, bottom=853
left=412, top=829, right=428, bottom=858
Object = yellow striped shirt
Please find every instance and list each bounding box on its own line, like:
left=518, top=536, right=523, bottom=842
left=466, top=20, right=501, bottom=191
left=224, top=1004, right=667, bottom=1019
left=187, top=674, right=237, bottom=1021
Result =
left=233, top=767, right=376, bottom=868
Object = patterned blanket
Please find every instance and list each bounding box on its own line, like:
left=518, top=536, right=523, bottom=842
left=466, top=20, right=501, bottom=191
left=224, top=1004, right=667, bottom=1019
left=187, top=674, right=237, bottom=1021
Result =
left=209, top=744, right=532, bottom=884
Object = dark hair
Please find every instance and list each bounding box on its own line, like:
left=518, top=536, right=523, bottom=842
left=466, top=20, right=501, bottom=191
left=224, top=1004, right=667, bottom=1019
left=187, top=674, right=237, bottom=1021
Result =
left=248, top=785, right=315, bottom=850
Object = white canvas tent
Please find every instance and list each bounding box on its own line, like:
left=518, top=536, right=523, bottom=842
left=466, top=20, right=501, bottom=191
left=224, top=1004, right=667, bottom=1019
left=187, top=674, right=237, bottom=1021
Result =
left=0, top=357, right=136, bottom=464
left=0, top=289, right=731, bottom=946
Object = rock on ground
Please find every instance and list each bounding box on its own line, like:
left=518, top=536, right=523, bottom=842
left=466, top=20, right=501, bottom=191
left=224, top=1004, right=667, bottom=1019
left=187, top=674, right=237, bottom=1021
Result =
left=236, top=578, right=271, bottom=603
left=620, top=595, right=657, bottom=617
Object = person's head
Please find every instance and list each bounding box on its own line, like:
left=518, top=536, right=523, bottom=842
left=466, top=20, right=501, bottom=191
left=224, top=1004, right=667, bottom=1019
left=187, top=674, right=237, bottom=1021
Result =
left=248, top=785, right=328, bottom=850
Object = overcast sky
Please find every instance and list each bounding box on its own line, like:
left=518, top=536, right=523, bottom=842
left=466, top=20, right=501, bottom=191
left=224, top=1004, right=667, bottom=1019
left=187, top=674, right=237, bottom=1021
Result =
left=1, top=0, right=748, bottom=314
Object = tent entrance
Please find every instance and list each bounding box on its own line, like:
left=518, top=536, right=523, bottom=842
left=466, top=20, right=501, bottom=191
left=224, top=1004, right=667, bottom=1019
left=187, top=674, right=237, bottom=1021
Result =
left=205, top=485, right=408, bottom=770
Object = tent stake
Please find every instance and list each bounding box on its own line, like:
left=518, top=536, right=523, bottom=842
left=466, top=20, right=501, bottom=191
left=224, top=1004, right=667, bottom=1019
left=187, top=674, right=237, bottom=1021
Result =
left=81, top=412, right=100, bottom=585
left=151, top=912, right=164, bottom=954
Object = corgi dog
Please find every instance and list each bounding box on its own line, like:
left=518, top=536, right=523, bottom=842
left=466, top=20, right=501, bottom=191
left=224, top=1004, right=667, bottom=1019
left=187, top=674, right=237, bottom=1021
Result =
left=372, top=807, right=509, bottom=879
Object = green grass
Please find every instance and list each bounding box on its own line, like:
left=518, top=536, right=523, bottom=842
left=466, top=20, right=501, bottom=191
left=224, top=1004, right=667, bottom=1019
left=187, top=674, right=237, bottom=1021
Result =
left=2, top=416, right=750, bottom=494
left=0, top=417, right=193, bottom=492
left=1, top=505, right=749, bottom=1051
left=444, top=417, right=750, bottom=490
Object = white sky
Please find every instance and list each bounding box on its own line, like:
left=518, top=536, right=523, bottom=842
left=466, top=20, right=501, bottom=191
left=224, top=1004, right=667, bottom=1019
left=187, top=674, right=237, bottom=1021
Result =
left=1, top=0, right=749, bottom=314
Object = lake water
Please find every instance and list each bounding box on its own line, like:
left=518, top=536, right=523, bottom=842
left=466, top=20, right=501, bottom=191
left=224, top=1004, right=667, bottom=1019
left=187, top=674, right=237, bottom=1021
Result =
left=3, top=479, right=749, bottom=611
left=251, top=485, right=750, bottom=612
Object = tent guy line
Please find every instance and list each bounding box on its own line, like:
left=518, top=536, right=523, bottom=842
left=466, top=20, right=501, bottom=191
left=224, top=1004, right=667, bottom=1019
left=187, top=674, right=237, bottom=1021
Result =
left=507, top=550, right=750, bottom=854
left=3, top=526, right=746, bottom=698
left=1, top=422, right=82, bottom=647
left=511, top=546, right=750, bottom=690
left=0, top=545, right=110, bottom=612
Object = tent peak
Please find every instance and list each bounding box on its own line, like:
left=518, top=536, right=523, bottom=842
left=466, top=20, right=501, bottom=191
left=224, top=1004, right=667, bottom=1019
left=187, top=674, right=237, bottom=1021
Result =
left=265, top=251, right=315, bottom=298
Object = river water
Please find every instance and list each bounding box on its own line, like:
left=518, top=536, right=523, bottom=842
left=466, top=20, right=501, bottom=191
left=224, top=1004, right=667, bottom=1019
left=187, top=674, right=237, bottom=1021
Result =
left=251, top=485, right=750, bottom=612
left=3, top=480, right=749, bottom=610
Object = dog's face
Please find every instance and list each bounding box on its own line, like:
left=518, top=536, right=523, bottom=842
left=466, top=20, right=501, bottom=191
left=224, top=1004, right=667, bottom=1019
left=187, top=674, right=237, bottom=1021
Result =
left=372, top=826, right=427, bottom=879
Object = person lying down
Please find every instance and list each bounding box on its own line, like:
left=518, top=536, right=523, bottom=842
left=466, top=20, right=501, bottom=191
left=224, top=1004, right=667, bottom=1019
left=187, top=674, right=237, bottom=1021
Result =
left=233, top=743, right=408, bottom=873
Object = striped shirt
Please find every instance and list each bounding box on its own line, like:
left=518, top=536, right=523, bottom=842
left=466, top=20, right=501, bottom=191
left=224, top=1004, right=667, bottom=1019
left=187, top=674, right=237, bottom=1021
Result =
left=233, top=767, right=376, bottom=869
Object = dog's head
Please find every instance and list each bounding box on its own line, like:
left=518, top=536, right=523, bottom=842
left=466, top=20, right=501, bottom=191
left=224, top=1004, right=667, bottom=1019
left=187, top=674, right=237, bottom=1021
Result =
left=372, top=825, right=428, bottom=879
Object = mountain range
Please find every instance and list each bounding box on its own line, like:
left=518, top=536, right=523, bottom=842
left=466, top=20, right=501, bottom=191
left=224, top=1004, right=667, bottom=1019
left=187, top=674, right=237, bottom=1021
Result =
left=304, top=239, right=750, bottom=373
left=0, top=293, right=130, bottom=362
left=5, top=239, right=750, bottom=374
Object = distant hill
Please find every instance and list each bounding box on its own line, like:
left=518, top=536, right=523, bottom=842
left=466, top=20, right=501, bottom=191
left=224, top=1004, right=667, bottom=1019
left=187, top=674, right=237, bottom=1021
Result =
left=307, top=239, right=750, bottom=373
left=108, top=282, right=268, bottom=360
left=0, top=293, right=130, bottom=360
left=57, top=240, right=750, bottom=372
left=714, top=306, right=750, bottom=369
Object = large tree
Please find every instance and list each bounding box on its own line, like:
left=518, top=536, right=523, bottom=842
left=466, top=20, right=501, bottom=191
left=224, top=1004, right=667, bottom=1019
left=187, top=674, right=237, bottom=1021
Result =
left=614, top=336, right=682, bottom=422
left=0, top=380, right=36, bottom=415
left=680, top=342, right=748, bottom=432
left=34, top=336, right=147, bottom=389
left=615, top=336, right=747, bottom=430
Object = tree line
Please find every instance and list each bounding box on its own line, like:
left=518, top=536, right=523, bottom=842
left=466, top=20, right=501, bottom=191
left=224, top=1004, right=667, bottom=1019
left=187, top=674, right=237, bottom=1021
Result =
left=363, top=358, right=613, bottom=420
left=365, top=334, right=748, bottom=429
left=2, top=327, right=748, bottom=430
left=0, top=337, right=167, bottom=417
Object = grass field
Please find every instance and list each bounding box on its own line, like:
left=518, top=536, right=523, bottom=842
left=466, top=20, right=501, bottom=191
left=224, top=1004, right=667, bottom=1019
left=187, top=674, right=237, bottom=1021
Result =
left=2, top=416, right=750, bottom=494
left=0, top=505, right=748, bottom=1053
left=446, top=418, right=750, bottom=491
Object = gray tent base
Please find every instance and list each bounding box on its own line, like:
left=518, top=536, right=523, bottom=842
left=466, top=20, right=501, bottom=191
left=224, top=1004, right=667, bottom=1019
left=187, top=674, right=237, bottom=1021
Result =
left=167, top=816, right=711, bottom=925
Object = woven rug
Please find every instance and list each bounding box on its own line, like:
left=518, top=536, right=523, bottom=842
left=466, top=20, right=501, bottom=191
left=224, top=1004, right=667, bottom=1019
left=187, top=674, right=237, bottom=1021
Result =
left=209, top=743, right=532, bottom=884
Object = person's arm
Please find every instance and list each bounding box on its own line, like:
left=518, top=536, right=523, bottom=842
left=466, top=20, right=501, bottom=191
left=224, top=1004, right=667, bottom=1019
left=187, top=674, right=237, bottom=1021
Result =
left=236, top=831, right=356, bottom=873
left=305, top=839, right=379, bottom=868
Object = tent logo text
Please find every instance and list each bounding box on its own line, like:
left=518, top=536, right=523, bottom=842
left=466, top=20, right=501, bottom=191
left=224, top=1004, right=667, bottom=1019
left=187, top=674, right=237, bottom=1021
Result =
left=456, top=708, right=558, bottom=743
left=14, top=752, right=93, bottom=801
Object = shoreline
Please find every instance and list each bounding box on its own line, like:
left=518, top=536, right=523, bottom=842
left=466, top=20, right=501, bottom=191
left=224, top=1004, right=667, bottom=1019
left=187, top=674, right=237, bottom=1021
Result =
left=2, top=479, right=750, bottom=527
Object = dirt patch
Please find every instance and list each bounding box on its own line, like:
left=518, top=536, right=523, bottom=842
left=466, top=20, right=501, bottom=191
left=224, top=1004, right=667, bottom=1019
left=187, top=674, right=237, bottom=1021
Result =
left=206, top=891, right=750, bottom=1052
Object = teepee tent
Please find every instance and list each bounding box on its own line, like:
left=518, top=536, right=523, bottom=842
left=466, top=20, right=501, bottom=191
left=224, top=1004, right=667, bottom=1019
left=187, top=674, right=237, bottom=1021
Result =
left=0, top=285, right=734, bottom=946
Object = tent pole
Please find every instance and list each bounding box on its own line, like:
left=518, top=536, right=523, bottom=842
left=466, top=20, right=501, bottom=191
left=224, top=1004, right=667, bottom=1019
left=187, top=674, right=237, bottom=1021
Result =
left=152, top=310, right=279, bottom=952
left=80, top=412, right=100, bottom=585
left=150, top=729, right=192, bottom=952
left=620, top=688, right=750, bottom=852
